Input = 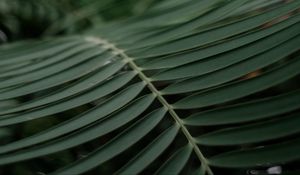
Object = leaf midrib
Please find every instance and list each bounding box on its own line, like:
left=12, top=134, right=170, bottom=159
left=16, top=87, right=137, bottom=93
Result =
left=84, top=36, right=213, bottom=175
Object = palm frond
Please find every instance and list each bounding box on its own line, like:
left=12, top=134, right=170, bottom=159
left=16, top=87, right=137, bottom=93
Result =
left=0, top=0, right=300, bottom=174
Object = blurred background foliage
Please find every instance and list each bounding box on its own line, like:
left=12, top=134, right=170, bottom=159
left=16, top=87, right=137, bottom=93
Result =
left=0, top=0, right=160, bottom=41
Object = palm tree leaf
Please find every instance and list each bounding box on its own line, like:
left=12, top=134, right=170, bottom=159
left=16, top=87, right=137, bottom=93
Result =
left=0, top=94, right=154, bottom=153
left=184, top=89, right=300, bottom=126
left=1, top=0, right=300, bottom=174
left=152, top=25, right=300, bottom=81
left=0, top=43, right=98, bottom=79
left=154, top=144, right=193, bottom=175
left=0, top=74, right=136, bottom=129
left=0, top=37, right=82, bottom=66
left=116, top=125, right=179, bottom=174
left=174, top=55, right=300, bottom=109
left=209, top=138, right=300, bottom=168
left=196, top=112, right=300, bottom=145
left=139, top=12, right=300, bottom=68
left=0, top=61, right=127, bottom=115
left=50, top=108, right=167, bottom=175
left=0, top=95, right=154, bottom=159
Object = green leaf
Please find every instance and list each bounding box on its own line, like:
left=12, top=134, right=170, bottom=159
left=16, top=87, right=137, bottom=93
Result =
left=0, top=94, right=155, bottom=159
left=209, top=138, right=300, bottom=168
left=0, top=75, right=142, bottom=127
left=135, top=1, right=300, bottom=57
left=0, top=37, right=82, bottom=66
left=154, top=24, right=300, bottom=82
left=155, top=144, right=193, bottom=175
left=117, top=125, right=179, bottom=174
left=0, top=52, right=117, bottom=100
left=1, top=1, right=300, bottom=174
left=0, top=42, right=98, bottom=79
left=196, top=112, right=300, bottom=146
left=184, top=90, right=300, bottom=126
left=51, top=108, right=167, bottom=175
left=174, top=55, right=300, bottom=109
left=162, top=32, right=300, bottom=93
left=140, top=13, right=300, bottom=68
left=0, top=60, right=126, bottom=115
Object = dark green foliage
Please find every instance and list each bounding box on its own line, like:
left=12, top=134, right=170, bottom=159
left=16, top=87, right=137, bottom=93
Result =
left=0, top=0, right=300, bottom=175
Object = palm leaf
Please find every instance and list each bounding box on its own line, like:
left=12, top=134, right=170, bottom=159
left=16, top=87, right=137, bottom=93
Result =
left=0, top=0, right=300, bottom=174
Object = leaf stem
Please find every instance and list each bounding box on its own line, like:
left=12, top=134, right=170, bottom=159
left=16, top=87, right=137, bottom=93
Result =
left=86, top=36, right=213, bottom=175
